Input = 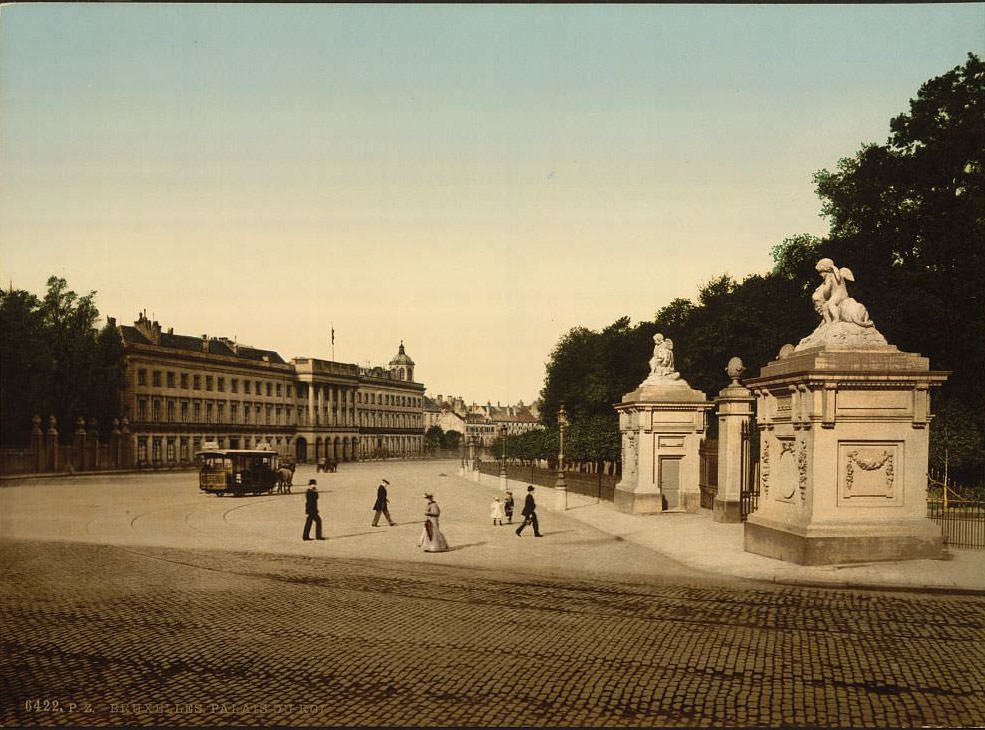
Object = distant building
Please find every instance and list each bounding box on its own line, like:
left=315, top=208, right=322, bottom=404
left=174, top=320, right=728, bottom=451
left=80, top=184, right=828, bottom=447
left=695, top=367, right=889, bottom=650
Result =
left=118, top=312, right=423, bottom=466
left=424, top=393, right=542, bottom=448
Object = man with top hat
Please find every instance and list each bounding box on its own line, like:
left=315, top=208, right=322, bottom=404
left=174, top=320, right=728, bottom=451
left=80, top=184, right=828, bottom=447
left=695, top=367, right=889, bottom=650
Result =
left=303, top=479, right=325, bottom=540
left=372, top=478, right=396, bottom=527
left=515, top=485, right=542, bottom=537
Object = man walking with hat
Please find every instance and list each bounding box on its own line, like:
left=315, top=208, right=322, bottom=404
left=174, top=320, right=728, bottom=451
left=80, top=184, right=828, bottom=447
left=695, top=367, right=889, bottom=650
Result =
left=303, top=479, right=325, bottom=541
left=515, top=485, right=542, bottom=537
left=372, top=478, right=396, bottom=527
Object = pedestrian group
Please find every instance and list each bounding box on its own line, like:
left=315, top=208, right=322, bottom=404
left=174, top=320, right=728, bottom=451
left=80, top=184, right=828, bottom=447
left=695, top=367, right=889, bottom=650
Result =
left=300, top=475, right=544, bottom=547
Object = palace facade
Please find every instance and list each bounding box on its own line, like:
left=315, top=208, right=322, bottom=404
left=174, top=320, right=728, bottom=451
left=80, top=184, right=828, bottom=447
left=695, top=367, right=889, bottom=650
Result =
left=118, top=312, right=423, bottom=466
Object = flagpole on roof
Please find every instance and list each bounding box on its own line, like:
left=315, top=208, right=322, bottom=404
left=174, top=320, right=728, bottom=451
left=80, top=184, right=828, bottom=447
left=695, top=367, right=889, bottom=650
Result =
left=330, top=322, right=335, bottom=361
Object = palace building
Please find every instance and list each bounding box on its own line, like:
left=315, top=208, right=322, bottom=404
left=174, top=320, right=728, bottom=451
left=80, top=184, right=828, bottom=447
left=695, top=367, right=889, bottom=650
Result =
left=118, top=312, right=423, bottom=466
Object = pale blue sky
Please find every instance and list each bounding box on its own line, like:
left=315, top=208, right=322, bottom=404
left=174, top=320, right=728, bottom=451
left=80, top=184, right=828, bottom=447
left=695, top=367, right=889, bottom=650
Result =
left=2, top=4, right=982, bottom=403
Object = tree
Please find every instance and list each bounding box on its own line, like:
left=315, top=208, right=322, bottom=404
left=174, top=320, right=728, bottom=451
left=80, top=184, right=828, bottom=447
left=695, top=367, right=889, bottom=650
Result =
left=0, top=277, right=125, bottom=446
left=425, top=425, right=444, bottom=453
left=0, top=289, right=50, bottom=446
left=814, top=53, right=985, bottom=483
left=440, top=429, right=461, bottom=451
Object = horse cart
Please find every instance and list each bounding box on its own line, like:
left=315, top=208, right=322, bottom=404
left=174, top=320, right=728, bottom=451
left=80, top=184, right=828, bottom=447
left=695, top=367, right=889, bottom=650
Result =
left=197, top=447, right=280, bottom=497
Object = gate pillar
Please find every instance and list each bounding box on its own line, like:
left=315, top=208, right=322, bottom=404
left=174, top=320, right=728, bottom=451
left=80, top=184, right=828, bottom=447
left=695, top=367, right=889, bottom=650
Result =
left=714, top=358, right=755, bottom=523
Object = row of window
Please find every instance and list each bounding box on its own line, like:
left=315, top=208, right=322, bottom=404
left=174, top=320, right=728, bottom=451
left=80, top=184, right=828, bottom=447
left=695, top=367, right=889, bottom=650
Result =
left=136, top=368, right=296, bottom=398
left=359, top=391, right=422, bottom=408
left=135, top=434, right=294, bottom=463
left=136, top=399, right=355, bottom=427
left=134, top=369, right=416, bottom=409
left=359, top=412, right=422, bottom=429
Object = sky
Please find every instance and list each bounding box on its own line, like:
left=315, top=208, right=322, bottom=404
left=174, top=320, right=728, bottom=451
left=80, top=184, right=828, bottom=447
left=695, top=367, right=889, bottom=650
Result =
left=1, top=4, right=982, bottom=405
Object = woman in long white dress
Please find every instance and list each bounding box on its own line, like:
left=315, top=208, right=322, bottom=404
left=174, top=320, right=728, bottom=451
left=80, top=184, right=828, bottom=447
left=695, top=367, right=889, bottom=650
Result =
left=419, top=493, right=449, bottom=552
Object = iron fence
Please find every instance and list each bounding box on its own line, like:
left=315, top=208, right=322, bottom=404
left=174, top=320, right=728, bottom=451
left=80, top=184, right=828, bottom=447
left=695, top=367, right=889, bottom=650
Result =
left=928, top=500, right=985, bottom=550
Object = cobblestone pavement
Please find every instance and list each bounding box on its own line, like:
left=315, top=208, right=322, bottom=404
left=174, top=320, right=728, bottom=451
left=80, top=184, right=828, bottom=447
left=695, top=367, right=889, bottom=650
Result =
left=2, top=539, right=984, bottom=728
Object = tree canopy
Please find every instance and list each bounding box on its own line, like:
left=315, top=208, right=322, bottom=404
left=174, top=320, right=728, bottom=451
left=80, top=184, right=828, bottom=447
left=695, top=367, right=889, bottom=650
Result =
left=0, top=277, right=125, bottom=445
left=539, top=53, right=985, bottom=484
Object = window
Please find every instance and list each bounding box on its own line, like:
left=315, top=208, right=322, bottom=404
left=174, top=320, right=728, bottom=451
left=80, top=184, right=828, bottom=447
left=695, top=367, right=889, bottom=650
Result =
left=137, top=400, right=148, bottom=421
left=166, top=438, right=176, bottom=462
left=255, top=404, right=261, bottom=422
left=180, top=401, right=189, bottom=421
left=286, top=385, right=292, bottom=398
left=217, top=402, right=225, bottom=423
left=276, top=383, right=282, bottom=397
left=255, top=381, right=261, bottom=395
left=244, top=403, right=251, bottom=423
left=180, top=438, right=189, bottom=461
left=217, top=377, right=225, bottom=392
left=152, top=371, right=162, bottom=387
left=166, top=371, right=176, bottom=388
left=230, top=403, right=238, bottom=423
left=276, top=406, right=282, bottom=424
left=181, top=373, right=189, bottom=389
left=167, top=401, right=175, bottom=422
left=193, top=374, right=201, bottom=390
left=206, top=402, right=214, bottom=423
left=152, top=437, right=162, bottom=463
left=137, top=437, right=148, bottom=463
left=193, top=401, right=201, bottom=422
left=206, top=376, right=213, bottom=391
left=265, top=405, right=272, bottom=425
left=137, top=369, right=147, bottom=386
left=266, top=383, right=272, bottom=397
left=231, top=379, right=239, bottom=394
left=243, top=380, right=251, bottom=394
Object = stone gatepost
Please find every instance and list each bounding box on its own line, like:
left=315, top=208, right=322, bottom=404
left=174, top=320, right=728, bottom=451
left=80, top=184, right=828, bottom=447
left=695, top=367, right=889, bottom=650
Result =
left=110, top=418, right=122, bottom=467
left=73, top=417, right=87, bottom=471
left=46, top=416, right=59, bottom=472
left=30, top=415, right=44, bottom=472
left=714, top=358, right=754, bottom=523
left=120, top=417, right=133, bottom=467
left=87, top=417, right=100, bottom=469
left=614, top=334, right=712, bottom=514
left=743, top=258, right=949, bottom=565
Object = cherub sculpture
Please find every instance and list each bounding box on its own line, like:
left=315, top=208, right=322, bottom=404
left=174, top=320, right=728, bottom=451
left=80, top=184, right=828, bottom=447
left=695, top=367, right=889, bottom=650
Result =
left=647, top=333, right=679, bottom=380
left=811, top=258, right=874, bottom=327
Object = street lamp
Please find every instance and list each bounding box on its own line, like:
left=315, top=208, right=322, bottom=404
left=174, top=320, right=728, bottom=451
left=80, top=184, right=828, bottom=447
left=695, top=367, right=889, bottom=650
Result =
left=499, top=424, right=508, bottom=491
left=554, top=403, right=568, bottom=511
left=459, top=411, right=468, bottom=476
left=471, top=433, right=481, bottom=481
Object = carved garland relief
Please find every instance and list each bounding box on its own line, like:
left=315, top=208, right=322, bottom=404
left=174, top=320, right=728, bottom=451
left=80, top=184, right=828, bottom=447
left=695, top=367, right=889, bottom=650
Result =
left=845, top=449, right=894, bottom=494
left=760, top=437, right=770, bottom=496
left=796, top=439, right=808, bottom=501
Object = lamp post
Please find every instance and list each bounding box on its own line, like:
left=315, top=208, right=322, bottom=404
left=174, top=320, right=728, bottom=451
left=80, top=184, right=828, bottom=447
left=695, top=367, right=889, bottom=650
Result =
left=499, top=425, right=508, bottom=491
left=459, top=419, right=467, bottom=476
left=554, top=403, right=568, bottom=511
left=471, top=433, right=481, bottom=481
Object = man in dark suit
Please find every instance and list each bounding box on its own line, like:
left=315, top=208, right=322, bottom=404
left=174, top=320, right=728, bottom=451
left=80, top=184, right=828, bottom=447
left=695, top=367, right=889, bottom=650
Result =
left=303, top=479, right=325, bottom=540
left=515, top=485, right=542, bottom=537
left=372, top=478, right=396, bottom=527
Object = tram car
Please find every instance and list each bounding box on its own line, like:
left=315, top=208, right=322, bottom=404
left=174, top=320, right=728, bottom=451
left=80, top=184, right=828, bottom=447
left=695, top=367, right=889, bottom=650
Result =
left=196, top=445, right=280, bottom=496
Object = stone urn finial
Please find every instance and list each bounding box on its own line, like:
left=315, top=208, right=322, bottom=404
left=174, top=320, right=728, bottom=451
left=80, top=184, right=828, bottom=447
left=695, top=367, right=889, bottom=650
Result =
left=725, top=357, right=746, bottom=385
left=32, top=414, right=42, bottom=435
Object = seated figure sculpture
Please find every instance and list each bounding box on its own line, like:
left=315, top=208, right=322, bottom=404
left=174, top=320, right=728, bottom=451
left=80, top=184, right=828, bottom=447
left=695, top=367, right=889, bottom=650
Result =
left=795, top=258, right=888, bottom=350
left=643, top=333, right=682, bottom=383
left=811, top=258, right=874, bottom=327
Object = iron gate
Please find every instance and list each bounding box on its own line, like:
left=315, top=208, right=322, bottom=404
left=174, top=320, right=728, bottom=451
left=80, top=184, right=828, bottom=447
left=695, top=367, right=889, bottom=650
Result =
left=739, top=419, right=760, bottom=521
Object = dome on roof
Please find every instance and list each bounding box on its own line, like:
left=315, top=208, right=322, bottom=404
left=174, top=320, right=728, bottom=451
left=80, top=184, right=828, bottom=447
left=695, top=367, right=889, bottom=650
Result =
left=388, top=341, right=415, bottom=382
left=389, top=341, right=415, bottom=367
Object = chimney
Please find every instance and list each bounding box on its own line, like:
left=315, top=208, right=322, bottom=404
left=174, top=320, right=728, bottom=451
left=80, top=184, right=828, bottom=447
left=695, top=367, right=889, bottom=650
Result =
left=201, top=334, right=209, bottom=353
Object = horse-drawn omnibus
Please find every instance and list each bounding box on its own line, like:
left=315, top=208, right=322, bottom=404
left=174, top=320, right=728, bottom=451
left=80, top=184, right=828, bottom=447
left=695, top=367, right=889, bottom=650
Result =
left=196, top=445, right=280, bottom=496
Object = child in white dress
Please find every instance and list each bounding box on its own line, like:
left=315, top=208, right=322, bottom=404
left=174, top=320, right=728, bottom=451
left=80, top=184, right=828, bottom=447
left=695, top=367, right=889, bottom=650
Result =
left=490, top=497, right=504, bottom=526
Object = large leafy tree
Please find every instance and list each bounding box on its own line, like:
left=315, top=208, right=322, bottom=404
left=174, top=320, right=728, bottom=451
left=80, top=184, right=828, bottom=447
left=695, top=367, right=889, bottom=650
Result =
left=538, top=55, right=984, bottom=483
left=0, top=277, right=124, bottom=445
left=815, top=53, right=985, bottom=481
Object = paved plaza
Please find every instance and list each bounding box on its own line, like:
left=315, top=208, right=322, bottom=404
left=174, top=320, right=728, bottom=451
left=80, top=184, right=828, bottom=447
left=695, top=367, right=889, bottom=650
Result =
left=1, top=460, right=984, bottom=727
